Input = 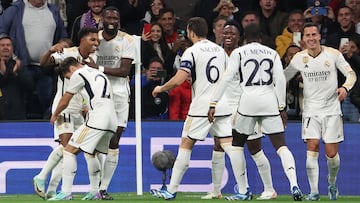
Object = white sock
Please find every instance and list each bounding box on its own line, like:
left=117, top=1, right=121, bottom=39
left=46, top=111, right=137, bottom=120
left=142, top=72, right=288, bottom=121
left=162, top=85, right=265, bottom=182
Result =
left=221, top=143, right=247, bottom=194
left=96, top=152, right=106, bottom=179
left=47, top=158, right=63, bottom=194
left=327, top=153, right=340, bottom=185
left=168, top=148, right=191, bottom=194
left=211, top=151, right=225, bottom=195
left=277, top=146, right=298, bottom=189
left=306, top=151, right=319, bottom=194
left=61, top=150, right=77, bottom=195
left=37, top=145, right=63, bottom=180
left=84, top=153, right=101, bottom=194
left=251, top=150, right=275, bottom=193
left=100, top=148, right=119, bottom=191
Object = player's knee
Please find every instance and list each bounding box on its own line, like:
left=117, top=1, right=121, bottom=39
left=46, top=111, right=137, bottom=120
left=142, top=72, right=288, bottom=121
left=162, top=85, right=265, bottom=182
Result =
left=213, top=143, right=224, bottom=152
left=232, top=130, right=247, bottom=147
left=109, top=141, right=119, bottom=149
left=247, top=145, right=261, bottom=155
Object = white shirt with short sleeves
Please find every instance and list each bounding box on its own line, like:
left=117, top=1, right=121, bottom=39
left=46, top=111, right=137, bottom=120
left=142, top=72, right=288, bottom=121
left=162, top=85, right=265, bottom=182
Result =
left=66, top=66, right=117, bottom=132
left=228, top=42, right=286, bottom=116
left=51, top=47, right=95, bottom=114
left=285, top=46, right=355, bottom=116
left=180, top=39, right=231, bottom=117
left=96, top=30, right=136, bottom=100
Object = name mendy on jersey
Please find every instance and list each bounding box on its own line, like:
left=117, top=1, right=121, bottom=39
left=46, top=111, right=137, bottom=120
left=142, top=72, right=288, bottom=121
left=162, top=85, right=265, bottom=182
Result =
left=304, top=70, right=331, bottom=82
left=242, top=49, right=273, bottom=56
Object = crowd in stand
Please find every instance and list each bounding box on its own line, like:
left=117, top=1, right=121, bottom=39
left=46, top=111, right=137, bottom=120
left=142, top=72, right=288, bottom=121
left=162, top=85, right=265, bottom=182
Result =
left=1, top=0, right=360, bottom=121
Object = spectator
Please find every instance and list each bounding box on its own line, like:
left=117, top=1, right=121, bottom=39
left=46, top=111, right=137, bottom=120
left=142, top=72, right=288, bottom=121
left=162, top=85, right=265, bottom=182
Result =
left=140, top=0, right=166, bottom=32
left=209, top=15, right=228, bottom=45
left=157, top=7, right=179, bottom=48
left=0, top=0, right=68, bottom=119
left=195, top=0, right=252, bottom=38
left=107, top=0, right=146, bottom=34
left=71, top=0, right=106, bottom=46
left=258, top=0, right=289, bottom=47
left=326, top=5, right=360, bottom=49
left=215, top=0, right=237, bottom=20
left=129, top=57, right=169, bottom=119
left=141, top=22, right=176, bottom=81
left=346, top=36, right=360, bottom=113
left=164, top=0, right=201, bottom=30
left=282, top=44, right=302, bottom=120
left=303, top=2, right=337, bottom=44
left=0, top=34, right=34, bottom=120
left=168, top=72, right=191, bottom=120
left=240, top=11, right=274, bottom=48
left=48, top=0, right=67, bottom=29
left=276, top=9, right=305, bottom=58
left=65, top=0, right=88, bottom=35
left=325, top=6, right=360, bottom=121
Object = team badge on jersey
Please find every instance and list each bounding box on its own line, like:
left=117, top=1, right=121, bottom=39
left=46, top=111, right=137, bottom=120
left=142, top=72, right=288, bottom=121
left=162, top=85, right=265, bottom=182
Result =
left=325, top=61, right=330, bottom=68
left=115, top=46, right=120, bottom=53
left=303, top=56, right=308, bottom=64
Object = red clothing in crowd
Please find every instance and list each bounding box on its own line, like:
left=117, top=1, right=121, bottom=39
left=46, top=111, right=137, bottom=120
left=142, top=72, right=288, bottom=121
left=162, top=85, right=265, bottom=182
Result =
left=169, top=80, right=191, bottom=120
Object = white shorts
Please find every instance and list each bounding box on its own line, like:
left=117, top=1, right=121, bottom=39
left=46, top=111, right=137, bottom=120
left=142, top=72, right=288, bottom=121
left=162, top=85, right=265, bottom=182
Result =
left=181, top=116, right=232, bottom=140
left=302, top=115, right=344, bottom=143
left=113, top=93, right=129, bottom=128
left=54, top=112, right=84, bottom=141
left=231, top=111, right=264, bottom=140
left=233, top=113, right=284, bottom=136
left=69, top=124, right=114, bottom=154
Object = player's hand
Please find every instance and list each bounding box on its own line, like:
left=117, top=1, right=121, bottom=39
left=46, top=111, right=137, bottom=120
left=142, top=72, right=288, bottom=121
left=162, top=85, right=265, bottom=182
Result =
left=152, top=85, right=162, bottom=97
left=49, top=43, right=65, bottom=53
left=280, top=110, right=288, bottom=128
left=50, top=114, right=58, bottom=125
left=208, top=108, right=215, bottom=123
left=83, top=57, right=97, bottom=68
left=337, top=87, right=348, bottom=102
left=12, top=58, right=21, bottom=76
left=0, top=57, right=6, bottom=75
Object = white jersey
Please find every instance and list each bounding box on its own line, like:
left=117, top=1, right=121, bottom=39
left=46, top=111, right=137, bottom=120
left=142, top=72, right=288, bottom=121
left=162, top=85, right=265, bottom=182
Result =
left=66, top=65, right=117, bottom=132
left=215, top=42, right=286, bottom=116
left=51, top=47, right=95, bottom=114
left=180, top=39, right=231, bottom=116
left=225, top=71, right=242, bottom=112
left=285, top=46, right=356, bottom=116
left=96, top=30, right=136, bottom=100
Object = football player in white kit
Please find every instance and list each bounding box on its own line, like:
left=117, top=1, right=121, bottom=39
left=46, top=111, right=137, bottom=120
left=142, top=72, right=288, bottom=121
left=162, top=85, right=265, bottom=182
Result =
left=285, top=23, right=356, bottom=201
left=48, top=57, right=117, bottom=200
left=203, top=20, right=277, bottom=201
left=209, top=23, right=303, bottom=201
left=33, top=28, right=99, bottom=200
left=84, top=6, right=136, bottom=200
left=149, top=17, right=250, bottom=200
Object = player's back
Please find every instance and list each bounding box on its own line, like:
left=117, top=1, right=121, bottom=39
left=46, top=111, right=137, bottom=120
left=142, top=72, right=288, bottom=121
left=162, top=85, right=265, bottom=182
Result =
left=233, top=42, right=285, bottom=116
left=181, top=39, right=231, bottom=116
left=69, top=66, right=117, bottom=131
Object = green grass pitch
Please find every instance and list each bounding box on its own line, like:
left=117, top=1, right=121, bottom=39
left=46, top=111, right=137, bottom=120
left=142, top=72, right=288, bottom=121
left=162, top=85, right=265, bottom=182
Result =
left=1, top=193, right=360, bottom=202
